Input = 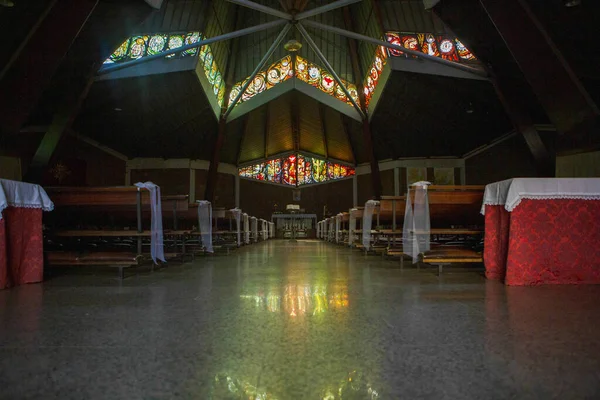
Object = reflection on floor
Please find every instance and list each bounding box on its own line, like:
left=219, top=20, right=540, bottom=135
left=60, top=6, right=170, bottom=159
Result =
left=1, top=240, right=600, bottom=399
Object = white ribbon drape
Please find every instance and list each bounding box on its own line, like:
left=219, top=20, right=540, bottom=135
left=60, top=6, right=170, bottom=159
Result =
left=262, top=219, right=268, bottom=240
left=336, top=213, right=343, bottom=243
left=403, top=182, right=431, bottom=263
left=230, top=208, right=242, bottom=246
left=251, top=217, right=258, bottom=243
left=243, top=213, right=250, bottom=244
left=349, top=209, right=357, bottom=247
left=197, top=200, right=213, bottom=253
left=134, top=182, right=165, bottom=264
left=362, top=200, right=379, bottom=251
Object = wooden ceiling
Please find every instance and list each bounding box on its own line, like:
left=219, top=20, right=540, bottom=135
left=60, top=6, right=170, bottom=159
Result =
left=7, top=0, right=599, bottom=168
left=371, top=71, right=513, bottom=159
left=74, top=72, right=218, bottom=159
left=236, top=91, right=359, bottom=165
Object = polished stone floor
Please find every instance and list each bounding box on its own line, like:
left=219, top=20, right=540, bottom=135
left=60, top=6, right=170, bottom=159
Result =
left=1, top=240, right=600, bottom=399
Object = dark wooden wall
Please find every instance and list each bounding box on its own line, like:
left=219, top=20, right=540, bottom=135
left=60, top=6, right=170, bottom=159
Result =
left=465, top=135, right=537, bottom=184
left=240, top=178, right=354, bottom=220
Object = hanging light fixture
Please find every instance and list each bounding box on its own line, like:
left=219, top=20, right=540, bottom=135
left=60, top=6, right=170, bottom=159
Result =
left=284, top=39, right=302, bottom=52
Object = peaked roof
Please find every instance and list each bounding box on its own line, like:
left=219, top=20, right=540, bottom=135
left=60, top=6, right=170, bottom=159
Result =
left=15, top=0, right=588, bottom=166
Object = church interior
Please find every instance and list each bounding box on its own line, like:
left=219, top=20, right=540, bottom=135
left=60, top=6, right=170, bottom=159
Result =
left=1, top=0, right=600, bottom=398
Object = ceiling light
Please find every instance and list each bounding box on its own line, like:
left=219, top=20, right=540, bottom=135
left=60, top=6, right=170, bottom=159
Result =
left=284, top=39, right=302, bottom=52
left=0, top=0, right=15, bottom=7
left=563, top=0, right=581, bottom=6
left=114, top=108, right=122, bottom=111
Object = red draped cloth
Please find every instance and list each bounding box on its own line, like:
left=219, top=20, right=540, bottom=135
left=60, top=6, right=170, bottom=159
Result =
left=483, top=205, right=511, bottom=281
left=505, top=199, right=600, bottom=286
left=0, top=207, right=44, bottom=289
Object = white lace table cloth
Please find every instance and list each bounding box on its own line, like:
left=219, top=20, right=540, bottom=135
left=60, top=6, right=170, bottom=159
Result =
left=0, top=179, right=54, bottom=219
left=481, top=178, right=600, bottom=214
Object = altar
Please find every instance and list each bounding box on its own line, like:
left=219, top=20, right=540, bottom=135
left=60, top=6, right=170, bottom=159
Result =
left=482, top=178, right=600, bottom=285
left=271, top=213, right=317, bottom=239
left=1, top=179, right=54, bottom=289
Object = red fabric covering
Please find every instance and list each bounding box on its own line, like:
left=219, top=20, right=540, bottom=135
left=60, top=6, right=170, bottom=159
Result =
left=0, top=207, right=44, bottom=289
left=483, top=205, right=511, bottom=281
left=505, top=199, right=600, bottom=286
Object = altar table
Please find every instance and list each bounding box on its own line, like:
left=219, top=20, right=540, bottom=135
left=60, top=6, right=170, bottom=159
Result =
left=0, top=179, right=54, bottom=289
left=482, top=178, right=600, bottom=285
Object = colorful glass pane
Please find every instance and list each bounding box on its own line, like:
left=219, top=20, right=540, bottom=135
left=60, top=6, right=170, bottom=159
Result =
left=386, top=31, right=476, bottom=63
left=386, top=33, right=419, bottom=58
left=104, top=39, right=130, bottom=64
left=363, top=45, right=388, bottom=108
left=166, top=34, right=184, bottom=58
left=228, top=55, right=359, bottom=108
left=239, top=154, right=354, bottom=187
left=418, top=33, right=440, bottom=57
left=312, top=159, right=327, bottom=182
left=228, top=55, right=293, bottom=106
left=128, top=36, right=148, bottom=59
left=282, top=155, right=297, bottom=186
left=437, top=37, right=459, bottom=61
left=182, top=32, right=201, bottom=56
left=297, top=155, right=306, bottom=184
left=385, top=32, right=403, bottom=57
left=103, top=31, right=223, bottom=106
left=455, top=39, right=475, bottom=60
left=295, top=56, right=359, bottom=107
left=147, top=34, right=168, bottom=55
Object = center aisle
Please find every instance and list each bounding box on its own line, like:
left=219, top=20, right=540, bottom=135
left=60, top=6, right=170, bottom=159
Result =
left=1, top=240, right=600, bottom=398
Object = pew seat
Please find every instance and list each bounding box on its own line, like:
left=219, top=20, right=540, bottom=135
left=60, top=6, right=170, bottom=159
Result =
left=45, top=251, right=144, bottom=279
left=419, top=247, right=483, bottom=275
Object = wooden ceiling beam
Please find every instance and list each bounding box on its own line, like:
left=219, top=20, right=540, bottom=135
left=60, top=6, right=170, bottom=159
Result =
left=342, top=5, right=382, bottom=198
left=264, top=103, right=270, bottom=159
left=236, top=114, right=251, bottom=166
left=205, top=4, right=245, bottom=202
left=478, top=0, right=599, bottom=135
left=291, top=93, right=300, bottom=153
left=433, top=0, right=556, bottom=175
left=340, top=114, right=356, bottom=165
left=318, top=103, right=329, bottom=159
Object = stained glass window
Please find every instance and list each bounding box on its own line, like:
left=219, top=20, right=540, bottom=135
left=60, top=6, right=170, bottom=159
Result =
left=229, top=55, right=293, bottom=106
left=103, top=31, right=224, bottom=106
left=363, top=45, right=388, bottom=108
left=239, top=153, right=354, bottom=187
left=295, top=56, right=360, bottom=107
left=385, top=32, right=476, bottom=63
left=147, top=34, right=168, bottom=56
left=228, top=55, right=359, bottom=108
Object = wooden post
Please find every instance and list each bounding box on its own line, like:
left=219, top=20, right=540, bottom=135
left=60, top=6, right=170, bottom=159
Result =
left=343, top=6, right=382, bottom=199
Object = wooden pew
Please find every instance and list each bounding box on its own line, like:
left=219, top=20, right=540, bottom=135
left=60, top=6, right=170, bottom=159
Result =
left=336, top=212, right=350, bottom=245
left=43, top=186, right=165, bottom=278
left=45, top=251, right=143, bottom=279
left=419, top=247, right=483, bottom=275
left=347, top=207, right=364, bottom=248
left=178, top=204, right=240, bottom=255
left=213, top=209, right=242, bottom=253
left=161, top=195, right=189, bottom=231
left=379, top=185, right=485, bottom=269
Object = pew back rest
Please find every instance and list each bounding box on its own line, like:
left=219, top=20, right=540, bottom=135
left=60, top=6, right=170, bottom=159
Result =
left=379, top=186, right=484, bottom=227
left=46, top=186, right=150, bottom=207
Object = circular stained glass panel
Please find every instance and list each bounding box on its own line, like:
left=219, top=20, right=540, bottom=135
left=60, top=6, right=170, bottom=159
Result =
left=320, top=73, right=335, bottom=93
left=440, top=39, right=454, bottom=53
